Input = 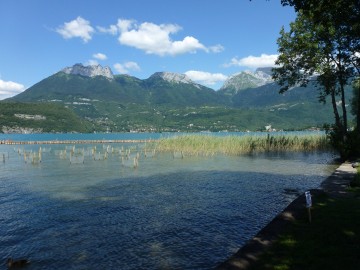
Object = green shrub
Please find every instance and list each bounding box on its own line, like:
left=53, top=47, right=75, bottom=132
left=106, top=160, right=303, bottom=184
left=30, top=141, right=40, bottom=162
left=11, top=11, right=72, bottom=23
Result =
left=350, top=167, right=360, bottom=188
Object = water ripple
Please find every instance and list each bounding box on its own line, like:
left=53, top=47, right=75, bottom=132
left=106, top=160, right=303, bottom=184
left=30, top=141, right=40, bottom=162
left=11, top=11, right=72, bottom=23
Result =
left=0, top=148, right=336, bottom=269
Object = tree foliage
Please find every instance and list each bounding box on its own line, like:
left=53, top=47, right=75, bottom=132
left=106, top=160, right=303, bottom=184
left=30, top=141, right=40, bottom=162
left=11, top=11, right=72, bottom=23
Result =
left=279, top=0, right=360, bottom=82
left=352, top=79, right=360, bottom=129
left=274, top=0, right=360, bottom=159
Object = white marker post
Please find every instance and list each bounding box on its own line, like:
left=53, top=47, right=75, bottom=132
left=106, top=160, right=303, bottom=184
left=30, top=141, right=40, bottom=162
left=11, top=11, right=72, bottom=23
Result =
left=305, top=191, right=312, bottom=223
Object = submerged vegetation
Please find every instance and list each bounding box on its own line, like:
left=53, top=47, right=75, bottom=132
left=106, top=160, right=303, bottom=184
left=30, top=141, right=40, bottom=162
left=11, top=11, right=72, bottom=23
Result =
left=153, top=134, right=331, bottom=156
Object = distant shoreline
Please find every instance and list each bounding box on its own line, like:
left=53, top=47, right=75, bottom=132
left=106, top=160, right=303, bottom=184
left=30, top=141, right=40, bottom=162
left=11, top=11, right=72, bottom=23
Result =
left=0, top=139, right=156, bottom=145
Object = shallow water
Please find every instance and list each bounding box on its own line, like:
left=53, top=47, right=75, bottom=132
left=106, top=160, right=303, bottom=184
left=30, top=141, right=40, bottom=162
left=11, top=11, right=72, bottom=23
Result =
left=0, top=142, right=337, bottom=269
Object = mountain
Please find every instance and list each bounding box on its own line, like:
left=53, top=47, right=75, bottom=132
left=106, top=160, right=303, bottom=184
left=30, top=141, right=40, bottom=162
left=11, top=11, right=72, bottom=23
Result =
left=230, top=81, right=320, bottom=108
left=12, top=72, right=122, bottom=102
left=219, top=68, right=273, bottom=95
left=144, top=72, right=227, bottom=106
left=5, top=63, right=350, bottom=133
left=62, top=63, right=114, bottom=80
left=151, top=72, right=194, bottom=84
left=12, top=66, right=224, bottom=107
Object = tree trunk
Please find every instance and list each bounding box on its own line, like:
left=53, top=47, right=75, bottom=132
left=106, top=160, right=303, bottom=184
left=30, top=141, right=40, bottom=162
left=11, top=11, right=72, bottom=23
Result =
left=357, top=82, right=360, bottom=134
left=339, top=82, right=348, bottom=133
left=330, top=86, right=342, bottom=129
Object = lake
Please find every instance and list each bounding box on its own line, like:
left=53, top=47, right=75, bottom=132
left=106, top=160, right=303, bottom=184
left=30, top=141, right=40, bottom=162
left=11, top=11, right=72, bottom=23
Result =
left=0, top=133, right=337, bottom=269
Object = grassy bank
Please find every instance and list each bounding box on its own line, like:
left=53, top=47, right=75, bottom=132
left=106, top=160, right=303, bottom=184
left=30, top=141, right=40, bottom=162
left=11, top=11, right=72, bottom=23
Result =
left=350, top=166, right=360, bottom=190
left=153, top=134, right=331, bottom=156
left=249, top=192, right=360, bottom=270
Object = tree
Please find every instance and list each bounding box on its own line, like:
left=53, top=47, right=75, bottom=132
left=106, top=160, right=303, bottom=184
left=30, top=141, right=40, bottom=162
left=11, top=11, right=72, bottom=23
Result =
left=280, top=0, right=360, bottom=126
left=352, top=79, right=360, bottom=129
left=273, top=0, right=360, bottom=159
left=258, top=1, right=360, bottom=69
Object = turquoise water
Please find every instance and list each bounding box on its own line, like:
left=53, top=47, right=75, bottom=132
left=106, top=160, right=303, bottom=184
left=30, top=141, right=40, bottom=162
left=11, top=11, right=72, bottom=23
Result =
left=0, top=134, right=336, bottom=269
left=0, top=131, right=325, bottom=142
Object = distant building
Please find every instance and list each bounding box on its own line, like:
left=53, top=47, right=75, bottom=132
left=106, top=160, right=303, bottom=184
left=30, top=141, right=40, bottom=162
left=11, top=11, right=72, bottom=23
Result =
left=265, top=125, right=276, bottom=132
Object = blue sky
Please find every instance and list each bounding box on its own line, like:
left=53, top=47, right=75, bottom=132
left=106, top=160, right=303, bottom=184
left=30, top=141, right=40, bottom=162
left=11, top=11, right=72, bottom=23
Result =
left=0, top=0, right=296, bottom=99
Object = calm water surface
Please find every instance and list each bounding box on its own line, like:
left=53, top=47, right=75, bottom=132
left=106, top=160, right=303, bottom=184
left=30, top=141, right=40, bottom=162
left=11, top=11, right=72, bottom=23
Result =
left=0, top=134, right=336, bottom=269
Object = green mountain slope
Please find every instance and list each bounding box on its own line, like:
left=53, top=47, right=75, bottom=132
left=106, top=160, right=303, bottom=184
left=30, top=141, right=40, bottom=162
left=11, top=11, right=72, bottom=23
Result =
left=0, top=102, right=93, bottom=133
left=144, top=72, right=228, bottom=106
left=13, top=72, right=148, bottom=104
left=6, top=64, right=351, bottom=132
left=230, top=82, right=320, bottom=108
left=13, top=70, right=224, bottom=107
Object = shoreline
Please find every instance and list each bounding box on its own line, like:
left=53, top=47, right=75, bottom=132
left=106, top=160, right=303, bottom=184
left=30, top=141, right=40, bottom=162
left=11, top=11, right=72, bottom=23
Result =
left=0, top=139, right=156, bottom=145
left=216, top=162, right=356, bottom=270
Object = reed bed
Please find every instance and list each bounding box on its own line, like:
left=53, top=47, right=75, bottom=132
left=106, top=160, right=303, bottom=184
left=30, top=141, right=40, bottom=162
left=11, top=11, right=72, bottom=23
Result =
left=6, top=143, right=146, bottom=169
left=153, top=134, right=331, bottom=156
left=1, top=151, right=9, bottom=162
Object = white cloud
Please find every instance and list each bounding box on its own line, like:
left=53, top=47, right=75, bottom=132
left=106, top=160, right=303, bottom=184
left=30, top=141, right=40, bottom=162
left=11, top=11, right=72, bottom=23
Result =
left=97, top=25, right=117, bottom=35
left=209, top=44, right=225, bottom=53
left=85, top=59, right=99, bottom=66
left=124, top=62, right=141, bottom=71
left=113, top=62, right=141, bottom=74
left=117, top=19, right=136, bottom=33
left=116, top=19, right=220, bottom=56
left=93, top=53, right=107, bottom=60
left=0, top=79, right=26, bottom=100
left=56, top=16, right=95, bottom=43
left=225, top=54, right=278, bottom=69
left=184, top=70, right=228, bottom=86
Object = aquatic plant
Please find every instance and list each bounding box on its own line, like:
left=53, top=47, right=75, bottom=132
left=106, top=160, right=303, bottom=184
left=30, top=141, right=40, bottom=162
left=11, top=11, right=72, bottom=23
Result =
left=121, top=152, right=140, bottom=168
left=143, top=148, right=156, bottom=158
left=93, top=151, right=108, bottom=161
left=31, top=151, right=42, bottom=164
left=70, top=151, right=85, bottom=164
left=153, top=133, right=331, bottom=156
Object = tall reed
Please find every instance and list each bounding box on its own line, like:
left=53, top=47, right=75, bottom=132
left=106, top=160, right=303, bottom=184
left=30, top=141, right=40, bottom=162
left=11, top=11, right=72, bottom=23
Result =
left=153, top=134, right=331, bottom=156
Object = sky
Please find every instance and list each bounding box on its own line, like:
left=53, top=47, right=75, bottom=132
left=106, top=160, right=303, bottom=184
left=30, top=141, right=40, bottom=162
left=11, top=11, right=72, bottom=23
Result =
left=0, top=0, right=296, bottom=100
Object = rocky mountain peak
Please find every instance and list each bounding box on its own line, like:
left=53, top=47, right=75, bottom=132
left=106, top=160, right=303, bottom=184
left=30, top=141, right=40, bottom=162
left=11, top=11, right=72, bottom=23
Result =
left=151, top=72, right=193, bottom=84
left=220, top=68, right=273, bottom=93
left=61, top=63, right=114, bottom=80
left=255, top=67, right=273, bottom=76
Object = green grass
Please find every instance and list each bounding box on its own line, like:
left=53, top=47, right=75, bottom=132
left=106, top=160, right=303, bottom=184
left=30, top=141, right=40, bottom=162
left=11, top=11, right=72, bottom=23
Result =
left=153, top=134, right=331, bottom=156
left=349, top=166, right=360, bottom=192
left=249, top=193, right=360, bottom=270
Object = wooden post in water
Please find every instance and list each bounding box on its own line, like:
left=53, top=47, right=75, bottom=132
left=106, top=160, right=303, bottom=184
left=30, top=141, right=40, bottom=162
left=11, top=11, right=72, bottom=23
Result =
left=305, top=191, right=312, bottom=223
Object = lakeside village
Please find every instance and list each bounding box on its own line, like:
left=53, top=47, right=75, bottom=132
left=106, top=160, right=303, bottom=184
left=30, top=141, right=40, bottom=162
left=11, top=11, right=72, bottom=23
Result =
left=0, top=124, right=324, bottom=146
left=0, top=112, right=322, bottom=135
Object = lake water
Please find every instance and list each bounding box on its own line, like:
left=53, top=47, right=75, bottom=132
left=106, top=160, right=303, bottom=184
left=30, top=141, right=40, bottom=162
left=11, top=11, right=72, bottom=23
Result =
left=0, top=133, right=337, bottom=269
left=0, top=130, right=324, bottom=142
